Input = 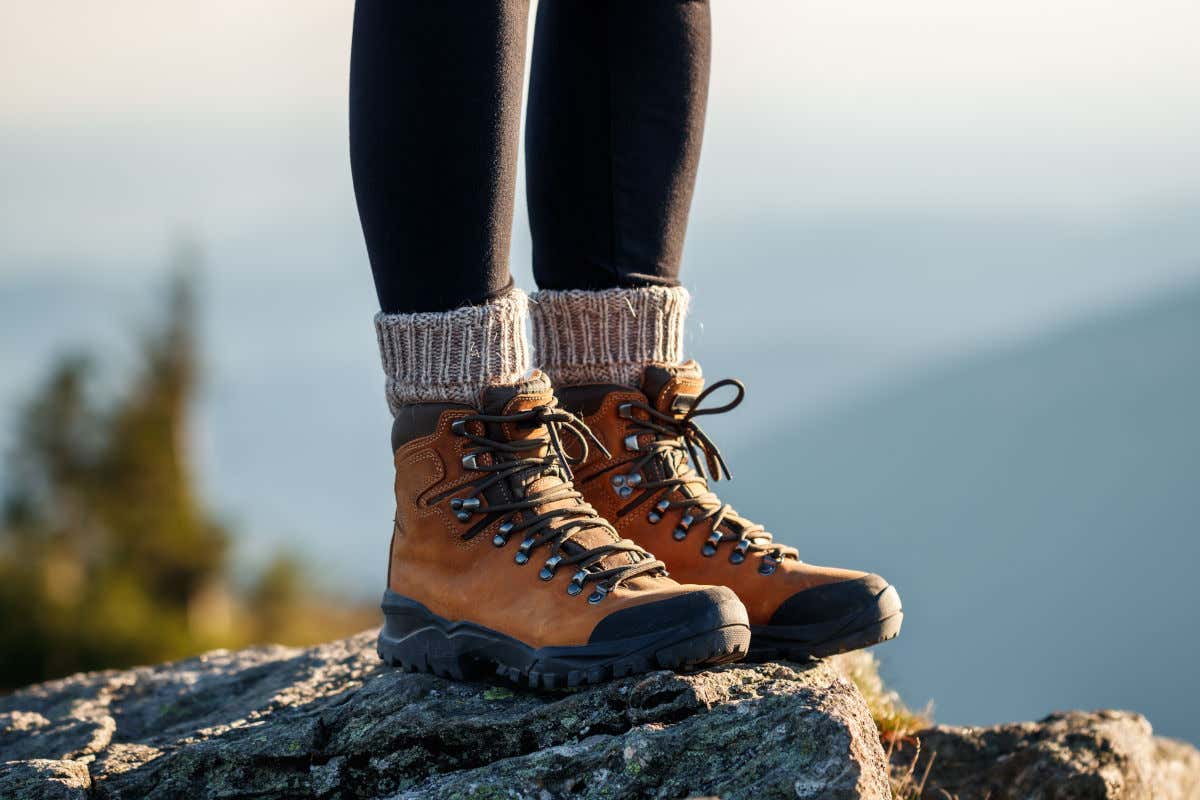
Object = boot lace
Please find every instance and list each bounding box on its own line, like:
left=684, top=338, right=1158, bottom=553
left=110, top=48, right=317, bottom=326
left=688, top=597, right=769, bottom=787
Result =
left=442, top=401, right=666, bottom=602
left=614, top=378, right=799, bottom=573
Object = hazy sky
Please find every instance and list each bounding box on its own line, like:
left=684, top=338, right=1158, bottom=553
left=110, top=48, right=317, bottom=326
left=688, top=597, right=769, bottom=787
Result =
left=3, top=0, right=1200, bottom=275
left=5, top=1, right=1198, bottom=126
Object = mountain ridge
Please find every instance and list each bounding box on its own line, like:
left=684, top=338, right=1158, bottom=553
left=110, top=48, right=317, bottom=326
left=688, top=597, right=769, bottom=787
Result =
left=726, top=276, right=1200, bottom=742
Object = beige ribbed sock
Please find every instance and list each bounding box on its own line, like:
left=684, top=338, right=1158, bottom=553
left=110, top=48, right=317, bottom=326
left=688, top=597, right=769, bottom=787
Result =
left=374, top=289, right=531, bottom=414
left=529, top=286, right=690, bottom=387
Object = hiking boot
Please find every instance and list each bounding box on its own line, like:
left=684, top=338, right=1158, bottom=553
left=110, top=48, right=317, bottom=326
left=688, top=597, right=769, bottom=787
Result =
left=556, top=361, right=903, bottom=661
left=378, top=371, right=750, bottom=686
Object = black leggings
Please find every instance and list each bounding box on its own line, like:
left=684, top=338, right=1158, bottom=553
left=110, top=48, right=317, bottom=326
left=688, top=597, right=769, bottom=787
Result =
left=350, top=0, right=711, bottom=314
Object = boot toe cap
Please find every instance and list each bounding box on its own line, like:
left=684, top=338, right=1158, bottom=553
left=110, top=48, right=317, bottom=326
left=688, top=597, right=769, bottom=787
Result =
left=588, top=585, right=747, bottom=643
left=768, top=573, right=898, bottom=628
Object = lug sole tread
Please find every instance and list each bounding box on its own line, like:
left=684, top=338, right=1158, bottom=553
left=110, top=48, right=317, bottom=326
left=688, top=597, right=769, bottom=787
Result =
left=378, top=623, right=750, bottom=689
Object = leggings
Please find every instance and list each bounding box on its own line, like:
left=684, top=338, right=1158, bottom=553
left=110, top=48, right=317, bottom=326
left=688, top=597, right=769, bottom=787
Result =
left=350, top=0, right=711, bottom=314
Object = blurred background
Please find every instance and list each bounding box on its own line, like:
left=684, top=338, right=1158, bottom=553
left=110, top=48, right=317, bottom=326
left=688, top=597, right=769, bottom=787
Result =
left=2, top=0, right=1197, bottom=741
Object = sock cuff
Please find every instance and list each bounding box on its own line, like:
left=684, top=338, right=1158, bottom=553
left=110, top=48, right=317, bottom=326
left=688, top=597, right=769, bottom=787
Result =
left=529, top=286, right=690, bottom=387
left=375, top=289, right=531, bottom=413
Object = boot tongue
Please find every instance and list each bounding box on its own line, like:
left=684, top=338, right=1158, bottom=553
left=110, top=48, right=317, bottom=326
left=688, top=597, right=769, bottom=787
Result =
left=480, top=370, right=555, bottom=415
left=482, top=372, right=636, bottom=568
left=640, top=360, right=705, bottom=416
left=480, top=370, right=555, bottom=459
left=640, top=361, right=713, bottom=504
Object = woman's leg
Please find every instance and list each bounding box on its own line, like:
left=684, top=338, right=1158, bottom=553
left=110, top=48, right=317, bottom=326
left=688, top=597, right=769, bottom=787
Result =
left=352, top=1, right=751, bottom=684
left=524, top=0, right=710, bottom=386
left=351, top=0, right=527, bottom=315
left=524, top=2, right=905, bottom=662
left=351, top=0, right=531, bottom=409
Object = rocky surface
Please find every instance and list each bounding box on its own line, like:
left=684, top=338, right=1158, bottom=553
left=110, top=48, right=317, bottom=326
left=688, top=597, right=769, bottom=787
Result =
left=0, top=631, right=890, bottom=799
left=895, top=710, right=1200, bottom=800
left=5, top=631, right=1198, bottom=800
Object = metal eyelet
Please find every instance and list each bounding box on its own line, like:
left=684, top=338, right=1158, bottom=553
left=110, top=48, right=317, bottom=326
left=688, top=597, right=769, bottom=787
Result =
left=539, top=554, right=563, bottom=581
left=611, top=474, right=626, bottom=487
left=759, top=553, right=781, bottom=576
left=514, top=537, right=536, bottom=565
left=461, top=453, right=481, bottom=470
left=617, top=403, right=636, bottom=420
left=566, top=570, right=588, bottom=596
left=670, top=394, right=695, bottom=414
left=626, top=473, right=643, bottom=487
left=493, top=520, right=515, bottom=547
left=617, top=486, right=633, bottom=498
left=587, top=584, right=609, bottom=604
left=451, top=419, right=467, bottom=435
left=730, top=540, right=751, bottom=565
left=648, top=499, right=671, bottom=524
left=450, top=497, right=480, bottom=522
left=673, top=513, right=694, bottom=541
left=701, top=530, right=722, bottom=557
left=624, top=434, right=641, bottom=452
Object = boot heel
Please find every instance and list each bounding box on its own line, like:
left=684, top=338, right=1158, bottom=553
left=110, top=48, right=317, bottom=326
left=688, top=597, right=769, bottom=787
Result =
left=377, top=592, right=481, bottom=680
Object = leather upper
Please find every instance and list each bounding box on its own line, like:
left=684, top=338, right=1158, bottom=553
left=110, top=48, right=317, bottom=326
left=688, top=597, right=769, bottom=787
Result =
left=559, top=364, right=872, bottom=627
left=387, top=378, right=723, bottom=648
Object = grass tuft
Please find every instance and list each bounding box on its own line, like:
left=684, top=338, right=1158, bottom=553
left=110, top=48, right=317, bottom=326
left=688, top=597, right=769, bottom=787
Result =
left=830, top=651, right=944, bottom=799
left=831, top=650, right=931, bottom=741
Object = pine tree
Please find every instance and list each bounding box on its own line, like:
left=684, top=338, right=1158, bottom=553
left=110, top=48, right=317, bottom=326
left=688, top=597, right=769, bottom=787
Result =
left=0, top=252, right=231, bottom=686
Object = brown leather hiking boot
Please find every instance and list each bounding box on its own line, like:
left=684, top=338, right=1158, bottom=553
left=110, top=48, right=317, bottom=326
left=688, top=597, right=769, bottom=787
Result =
left=378, top=372, right=750, bottom=687
left=556, top=362, right=903, bottom=661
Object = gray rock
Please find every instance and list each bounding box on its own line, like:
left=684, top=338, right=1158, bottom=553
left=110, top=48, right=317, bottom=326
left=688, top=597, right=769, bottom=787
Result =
left=1, top=631, right=890, bottom=799
left=894, top=709, right=1200, bottom=800
left=0, top=760, right=91, bottom=800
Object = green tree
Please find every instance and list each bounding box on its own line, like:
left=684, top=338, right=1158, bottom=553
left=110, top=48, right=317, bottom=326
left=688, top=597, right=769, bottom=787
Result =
left=0, top=255, right=231, bottom=686
left=1, top=248, right=377, bottom=689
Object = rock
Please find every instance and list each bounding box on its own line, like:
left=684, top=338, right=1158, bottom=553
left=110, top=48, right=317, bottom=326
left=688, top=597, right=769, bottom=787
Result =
left=893, top=709, right=1200, bottom=800
left=0, top=760, right=90, bottom=800
left=1, top=630, right=890, bottom=799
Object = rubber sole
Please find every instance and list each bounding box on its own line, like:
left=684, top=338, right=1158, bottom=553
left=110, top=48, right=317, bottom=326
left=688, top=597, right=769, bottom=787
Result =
left=746, top=584, right=904, bottom=662
left=377, top=591, right=751, bottom=688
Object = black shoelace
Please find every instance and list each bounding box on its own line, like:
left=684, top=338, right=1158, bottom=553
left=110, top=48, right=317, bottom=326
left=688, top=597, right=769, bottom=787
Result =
left=614, top=378, right=799, bottom=572
left=440, top=402, right=666, bottom=602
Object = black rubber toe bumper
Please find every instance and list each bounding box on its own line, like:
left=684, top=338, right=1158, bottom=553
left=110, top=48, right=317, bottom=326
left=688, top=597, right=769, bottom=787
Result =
left=589, top=586, right=746, bottom=642
left=377, top=588, right=750, bottom=689
left=748, top=574, right=903, bottom=661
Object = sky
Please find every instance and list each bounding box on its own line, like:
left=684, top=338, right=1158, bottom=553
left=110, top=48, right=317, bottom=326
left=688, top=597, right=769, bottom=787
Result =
left=3, top=0, right=1200, bottom=272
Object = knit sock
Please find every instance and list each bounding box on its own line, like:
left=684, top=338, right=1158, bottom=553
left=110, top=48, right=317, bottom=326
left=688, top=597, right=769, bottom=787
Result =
left=529, top=286, right=690, bottom=387
left=374, top=289, right=531, bottom=414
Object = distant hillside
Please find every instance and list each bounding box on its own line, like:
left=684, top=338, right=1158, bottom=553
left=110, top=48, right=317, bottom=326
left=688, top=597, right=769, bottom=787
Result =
left=725, top=279, right=1200, bottom=742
